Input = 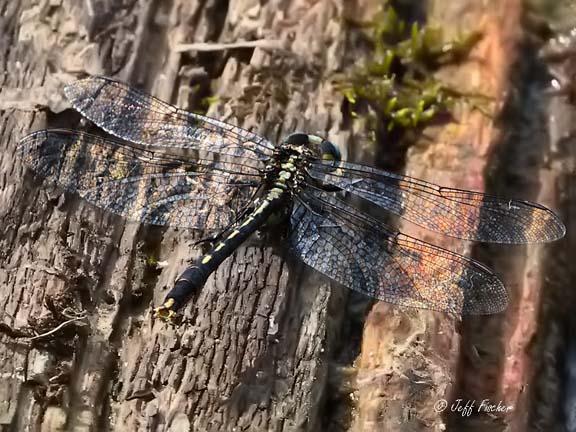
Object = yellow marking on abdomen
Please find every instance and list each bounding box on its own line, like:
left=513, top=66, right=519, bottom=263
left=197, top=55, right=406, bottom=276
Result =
left=240, top=216, right=255, bottom=228
left=228, top=230, right=241, bottom=239
left=268, top=187, right=284, bottom=198
left=202, top=255, right=212, bottom=264
left=214, top=242, right=226, bottom=252
left=253, top=200, right=270, bottom=215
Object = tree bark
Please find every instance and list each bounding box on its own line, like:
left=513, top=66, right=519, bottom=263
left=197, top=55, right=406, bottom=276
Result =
left=0, top=0, right=350, bottom=430
left=1, top=1, right=569, bottom=432
left=351, top=1, right=557, bottom=431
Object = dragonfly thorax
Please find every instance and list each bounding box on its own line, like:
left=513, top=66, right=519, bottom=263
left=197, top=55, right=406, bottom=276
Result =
left=266, top=147, right=309, bottom=194
left=264, top=133, right=343, bottom=195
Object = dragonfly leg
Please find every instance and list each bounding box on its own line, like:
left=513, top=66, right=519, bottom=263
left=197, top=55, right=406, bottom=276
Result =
left=192, top=234, right=220, bottom=247
left=193, top=196, right=263, bottom=248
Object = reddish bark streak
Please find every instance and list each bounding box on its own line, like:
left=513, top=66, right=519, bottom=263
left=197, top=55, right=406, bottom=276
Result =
left=355, top=0, right=525, bottom=430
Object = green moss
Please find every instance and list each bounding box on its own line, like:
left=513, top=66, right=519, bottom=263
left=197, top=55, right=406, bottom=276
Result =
left=337, top=3, right=481, bottom=134
left=145, top=254, right=158, bottom=268
left=200, top=95, right=220, bottom=110
left=190, top=84, right=220, bottom=115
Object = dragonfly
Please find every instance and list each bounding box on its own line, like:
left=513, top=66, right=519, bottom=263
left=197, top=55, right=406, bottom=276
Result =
left=18, top=76, right=566, bottom=321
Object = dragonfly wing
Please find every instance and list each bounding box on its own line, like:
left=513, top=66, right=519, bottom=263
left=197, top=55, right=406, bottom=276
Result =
left=64, top=76, right=276, bottom=160
left=19, top=129, right=263, bottom=231
left=290, top=188, right=508, bottom=315
left=307, top=159, right=566, bottom=244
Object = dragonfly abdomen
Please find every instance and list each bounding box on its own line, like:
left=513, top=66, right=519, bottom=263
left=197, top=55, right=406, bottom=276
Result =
left=155, top=184, right=288, bottom=317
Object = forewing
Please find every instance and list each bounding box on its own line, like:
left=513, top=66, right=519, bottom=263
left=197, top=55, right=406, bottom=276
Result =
left=307, top=160, right=565, bottom=244
left=64, top=76, right=275, bottom=160
left=290, top=188, right=508, bottom=315
left=18, top=129, right=263, bottom=231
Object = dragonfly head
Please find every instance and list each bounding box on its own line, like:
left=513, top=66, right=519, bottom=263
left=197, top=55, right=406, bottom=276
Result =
left=284, top=133, right=342, bottom=162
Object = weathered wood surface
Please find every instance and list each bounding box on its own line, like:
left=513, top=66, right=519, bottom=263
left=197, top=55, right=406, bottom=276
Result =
left=1, top=0, right=568, bottom=432
left=0, top=0, right=351, bottom=431
left=351, top=0, right=562, bottom=431
left=524, top=22, right=576, bottom=432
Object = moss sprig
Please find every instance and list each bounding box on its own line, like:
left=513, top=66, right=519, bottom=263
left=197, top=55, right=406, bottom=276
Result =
left=336, top=3, right=481, bottom=134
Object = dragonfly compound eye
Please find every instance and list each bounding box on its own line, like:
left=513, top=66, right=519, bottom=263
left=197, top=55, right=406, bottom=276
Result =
left=284, top=133, right=310, bottom=146
left=304, top=134, right=342, bottom=163
left=320, top=140, right=341, bottom=162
